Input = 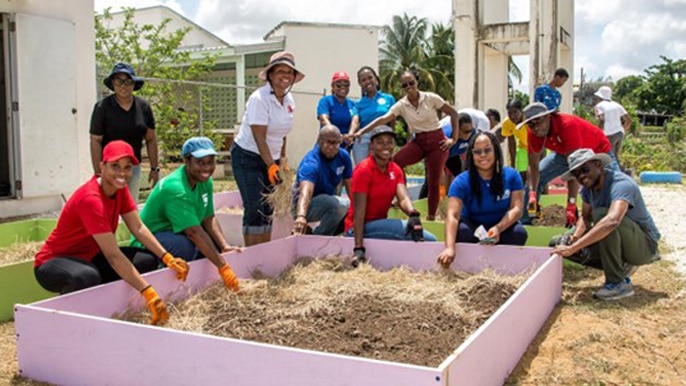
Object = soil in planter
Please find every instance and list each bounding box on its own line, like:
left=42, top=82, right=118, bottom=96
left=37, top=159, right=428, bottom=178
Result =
left=121, top=257, right=527, bottom=367
left=532, top=204, right=567, bottom=227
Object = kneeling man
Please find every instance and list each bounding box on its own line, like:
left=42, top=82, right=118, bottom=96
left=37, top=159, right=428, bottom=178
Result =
left=552, top=149, right=661, bottom=300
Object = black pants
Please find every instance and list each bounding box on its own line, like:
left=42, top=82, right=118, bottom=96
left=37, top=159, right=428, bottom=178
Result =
left=34, top=247, right=157, bottom=294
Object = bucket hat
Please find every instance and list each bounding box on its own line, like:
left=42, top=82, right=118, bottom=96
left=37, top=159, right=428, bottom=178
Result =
left=517, top=102, right=556, bottom=129
left=560, top=148, right=612, bottom=181
left=258, top=51, right=305, bottom=84
left=104, top=62, right=144, bottom=91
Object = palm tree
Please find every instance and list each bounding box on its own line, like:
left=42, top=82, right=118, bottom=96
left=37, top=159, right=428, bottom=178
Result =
left=379, top=13, right=430, bottom=97
left=424, top=22, right=455, bottom=101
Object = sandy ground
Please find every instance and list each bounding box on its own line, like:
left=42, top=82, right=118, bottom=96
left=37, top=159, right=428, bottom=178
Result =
left=642, top=184, right=686, bottom=277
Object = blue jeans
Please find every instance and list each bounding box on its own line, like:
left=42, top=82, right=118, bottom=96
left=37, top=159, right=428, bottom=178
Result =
left=345, top=218, right=437, bottom=242
left=536, top=151, right=618, bottom=197
left=352, top=133, right=371, bottom=164
left=231, top=143, right=275, bottom=235
left=300, top=194, right=349, bottom=235
left=154, top=231, right=199, bottom=261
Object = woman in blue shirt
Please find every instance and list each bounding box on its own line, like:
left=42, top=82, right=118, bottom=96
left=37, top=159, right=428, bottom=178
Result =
left=348, top=66, right=395, bottom=164
left=437, top=131, right=528, bottom=267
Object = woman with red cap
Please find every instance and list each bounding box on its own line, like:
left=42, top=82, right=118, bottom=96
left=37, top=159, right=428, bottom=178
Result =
left=34, top=141, right=188, bottom=325
left=316, top=71, right=359, bottom=150
left=231, top=51, right=305, bottom=246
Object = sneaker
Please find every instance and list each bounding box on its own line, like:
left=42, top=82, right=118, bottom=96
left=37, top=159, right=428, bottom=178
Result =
left=594, top=282, right=635, bottom=300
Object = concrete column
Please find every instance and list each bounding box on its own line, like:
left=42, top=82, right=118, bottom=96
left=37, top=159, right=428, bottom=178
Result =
left=454, top=0, right=478, bottom=108
left=235, top=55, right=246, bottom=125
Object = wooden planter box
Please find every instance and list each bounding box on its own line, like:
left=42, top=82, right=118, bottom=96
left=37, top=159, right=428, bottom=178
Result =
left=15, top=236, right=561, bottom=386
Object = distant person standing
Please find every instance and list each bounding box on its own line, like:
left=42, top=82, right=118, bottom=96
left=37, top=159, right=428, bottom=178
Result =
left=594, top=86, right=632, bottom=171
left=90, top=63, right=159, bottom=203
left=316, top=71, right=358, bottom=150
left=534, top=68, right=569, bottom=111
left=348, top=66, right=395, bottom=164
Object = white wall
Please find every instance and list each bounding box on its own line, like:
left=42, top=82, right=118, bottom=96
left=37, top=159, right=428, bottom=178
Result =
left=276, top=23, right=379, bottom=166
left=0, top=0, right=95, bottom=218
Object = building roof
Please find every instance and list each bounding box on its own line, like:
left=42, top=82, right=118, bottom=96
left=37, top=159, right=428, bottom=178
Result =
left=263, top=21, right=381, bottom=41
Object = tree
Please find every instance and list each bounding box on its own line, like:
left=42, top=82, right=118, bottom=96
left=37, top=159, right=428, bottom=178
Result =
left=632, top=56, right=686, bottom=115
left=378, top=13, right=430, bottom=98
left=613, top=75, right=644, bottom=106
left=424, top=22, right=455, bottom=102
left=95, top=7, right=220, bottom=161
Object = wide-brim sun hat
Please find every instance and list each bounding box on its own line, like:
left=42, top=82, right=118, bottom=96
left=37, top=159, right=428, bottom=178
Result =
left=560, top=148, right=612, bottom=181
left=104, top=62, right=145, bottom=91
left=594, top=86, right=612, bottom=101
left=516, top=102, right=556, bottom=130
left=258, top=51, right=305, bottom=84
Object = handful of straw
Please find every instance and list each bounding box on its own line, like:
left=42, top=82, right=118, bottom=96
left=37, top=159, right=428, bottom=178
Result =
left=264, top=167, right=296, bottom=220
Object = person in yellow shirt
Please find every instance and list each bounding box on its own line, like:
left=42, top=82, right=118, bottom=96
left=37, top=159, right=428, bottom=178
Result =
left=501, top=99, right=531, bottom=223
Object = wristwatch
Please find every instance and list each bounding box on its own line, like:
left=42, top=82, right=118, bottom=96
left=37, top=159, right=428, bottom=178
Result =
left=151, top=166, right=160, bottom=173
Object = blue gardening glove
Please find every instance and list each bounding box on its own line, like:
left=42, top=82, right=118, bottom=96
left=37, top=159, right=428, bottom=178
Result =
left=352, top=247, right=367, bottom=268
left=405, top=210, right=424, bottom=242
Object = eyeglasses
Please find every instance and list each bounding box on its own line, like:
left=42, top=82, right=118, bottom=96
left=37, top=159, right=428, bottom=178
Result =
left=528, top=117, right=545, bottom=130
left=571, top=164, right=591, bottom=179
left=333, top=82, right=350, bottom=88
left=401, top=80, right=416, bottom=89
left=472, top=147, right=493, bottom=156
left=112, top=78, right=134, bottom=87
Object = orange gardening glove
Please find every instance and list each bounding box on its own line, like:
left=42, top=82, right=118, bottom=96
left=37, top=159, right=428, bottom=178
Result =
left=141, top=285, right=169, bottom=326
left=267, top=164, right=282, bottom=185
left=218, top=263, right=239, bottom=293
left=527, top=190, right=539, bottom=218
left=162, top=252, right=189, bottom=282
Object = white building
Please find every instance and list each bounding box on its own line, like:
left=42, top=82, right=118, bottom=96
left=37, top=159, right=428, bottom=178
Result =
left=0, top=0, right=95, bottom=218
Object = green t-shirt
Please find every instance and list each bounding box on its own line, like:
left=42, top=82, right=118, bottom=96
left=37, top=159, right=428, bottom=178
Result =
left=131, top=165, right=214, bottom=247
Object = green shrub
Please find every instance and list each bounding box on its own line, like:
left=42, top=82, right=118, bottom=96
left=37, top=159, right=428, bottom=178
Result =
left=666, top=115, right=686, bottom=143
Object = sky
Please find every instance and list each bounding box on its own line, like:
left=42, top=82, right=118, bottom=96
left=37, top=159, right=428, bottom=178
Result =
left=94, top=0, right=686, bottom=91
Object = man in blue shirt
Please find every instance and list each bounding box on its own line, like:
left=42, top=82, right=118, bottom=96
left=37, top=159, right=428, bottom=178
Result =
left=442, top=113, right=476, bottom=178
left=552, top=149, right=661, bottom=301
left=293, top=125, right=353, bottom=235
left=534, top=68, right=569, bottom=111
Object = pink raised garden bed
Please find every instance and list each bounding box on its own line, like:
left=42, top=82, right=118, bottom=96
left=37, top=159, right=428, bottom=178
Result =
left=15, top=236, right=561, bottom=386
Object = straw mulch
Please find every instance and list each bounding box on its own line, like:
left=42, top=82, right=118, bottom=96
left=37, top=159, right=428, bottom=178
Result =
left=532, top=204, right=567, bottom=227
left=122, top=257, right=527, bottom=367
left=215, top=206, right=244, bottom=215
left=264, top=169, right=296, bottom=220
left=0, top=241, right=42, bottom=267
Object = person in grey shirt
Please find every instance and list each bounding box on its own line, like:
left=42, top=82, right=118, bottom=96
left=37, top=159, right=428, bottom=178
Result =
left=551, top=149, right=660, bottom=301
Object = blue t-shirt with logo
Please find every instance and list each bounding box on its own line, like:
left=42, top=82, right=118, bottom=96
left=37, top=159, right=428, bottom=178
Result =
left=316, top=95, right=358, bottom=135
left=581, top=169, right=661, bottom=243
left=355, top=92, right=395, bottom=128
left=441, top=117, right=476, bottom=159
left=449, top=167, right=523, bottom=228
left=295, top=145, right=353, bottom=199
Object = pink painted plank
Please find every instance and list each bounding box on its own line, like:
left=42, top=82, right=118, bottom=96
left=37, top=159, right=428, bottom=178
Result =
left=213, top=190, right=243, bottom=208
left=15, top=306, right=444, bottom=386
left=442, top=255, right=562, bottom=385
left=16, top=236, right=561, bottom=386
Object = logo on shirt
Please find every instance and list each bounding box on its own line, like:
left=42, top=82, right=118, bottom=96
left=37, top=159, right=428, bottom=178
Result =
left=498, top=189, right=511, bottom=201
left=389, top=171, right=396, bottom=180
left=288, top=104, right=294, bottom=113
left=377, top=98, right=387, bottom=105
left=336, top=166, right=345, bottom=175
left=202, top=193, right=209, bottom=207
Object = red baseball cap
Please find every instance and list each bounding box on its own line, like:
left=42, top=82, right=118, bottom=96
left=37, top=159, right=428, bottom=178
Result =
left=331, top=71, right=350, bottom=83
left=102, top=140, right=139, bottom=165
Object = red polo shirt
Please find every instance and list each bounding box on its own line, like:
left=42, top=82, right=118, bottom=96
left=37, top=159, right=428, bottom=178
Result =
left=35, top=176, right=137, bottom=267
left=344, top=157, right=405, bottom=231
left=528, top=113, right=611, bottom=156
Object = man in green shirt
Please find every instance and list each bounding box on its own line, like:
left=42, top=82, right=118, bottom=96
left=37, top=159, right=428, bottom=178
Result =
left=133, top=137, right=241, bottom=291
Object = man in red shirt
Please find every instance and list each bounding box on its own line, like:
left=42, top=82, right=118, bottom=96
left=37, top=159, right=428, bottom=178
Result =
left=344, top=126, right=436, bottom=266
left=519, top=102, right=617, bottom=227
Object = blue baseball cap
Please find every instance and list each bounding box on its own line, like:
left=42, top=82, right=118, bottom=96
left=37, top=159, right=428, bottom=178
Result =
left=182, top=137, right=218, bottom=159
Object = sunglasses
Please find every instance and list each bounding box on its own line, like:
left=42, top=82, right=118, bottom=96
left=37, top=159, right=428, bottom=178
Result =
left=472, top=147, right=493, bottom=156
left=401, top=80, right=416, bottom=89
left=333, top=82, right=350, bottom=88
left=571, top=164, right=591, bottom=179
left=112, top=78, right=134, bottom=87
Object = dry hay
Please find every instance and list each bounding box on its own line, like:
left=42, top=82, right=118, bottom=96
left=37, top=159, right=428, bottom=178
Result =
left=0, top=241, right=42, bottom=267
left=532, top=203, right=567, bottom=227
left=122, top=257, right=527, bottom=367
left=215, top=206, right=244, bottom=215
left=264, top=168, right=296, bottom=219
